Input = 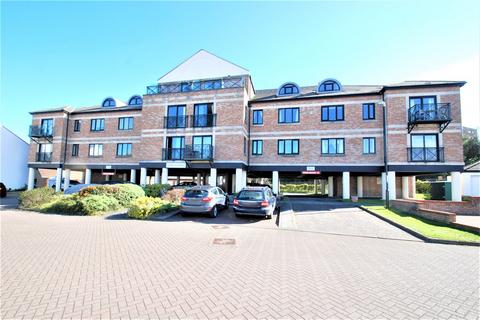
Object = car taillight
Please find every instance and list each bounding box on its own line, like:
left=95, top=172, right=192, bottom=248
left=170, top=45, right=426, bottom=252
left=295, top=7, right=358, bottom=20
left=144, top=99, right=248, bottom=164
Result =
left=260, top=201, right=269, bottom=207
left=181, top=196, right=187, bottom=202
left=233, top=199, right=239, bottom=205
left=202, top=196, right=213, bottom=202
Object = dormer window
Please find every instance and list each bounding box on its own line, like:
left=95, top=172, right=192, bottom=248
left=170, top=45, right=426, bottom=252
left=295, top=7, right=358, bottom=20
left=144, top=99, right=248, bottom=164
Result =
left=102, top=98, right=116, bottom=107
left=128, top=95, right=142, bottom=106
left=277, top=83, right=300, bottom=96
left=317, top=79, right=342, bottom=93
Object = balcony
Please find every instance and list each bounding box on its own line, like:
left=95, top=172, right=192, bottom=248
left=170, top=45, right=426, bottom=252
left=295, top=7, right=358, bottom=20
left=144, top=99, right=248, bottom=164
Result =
left=36, top=152, right=53, bottom=162
left=163, top=145, right=214, bottom=161
left=190, top=114, right=216, bottom=128
left=407, top=147, right=444, bottom=162
left=146, top=76, right=244, bottom=95
left=408, top=103, right=452, bottom=133
left=164, top=116, right=187, bottom=129
left=29, top=125, right=54, bottom=140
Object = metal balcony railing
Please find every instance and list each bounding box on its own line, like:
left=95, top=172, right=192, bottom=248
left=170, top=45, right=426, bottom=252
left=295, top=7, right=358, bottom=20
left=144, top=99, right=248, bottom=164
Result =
left=147, top=76, right=244, bottom=95
left=29, top=125, right=54, bottom=138
left=164, top=116, right=187, bottom=129
left=162, top=145, right=214, bottom=161
left=407, top=147, right=444, bottom=162
left=36, top=152, right=53, bottom=162
left=408, top=103, right=451, bottom=133
left=190, top=114, right=217, bottom=128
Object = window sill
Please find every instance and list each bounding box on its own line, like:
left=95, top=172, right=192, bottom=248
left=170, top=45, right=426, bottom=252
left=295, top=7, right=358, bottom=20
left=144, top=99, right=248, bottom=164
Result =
left=362, top=153, right=377, bottom=155
left=277, top=122, right=300, bottom=125
left=88, top=155, right=103, bottom=158
left=116, top=155, right=132, bottom=158
left=90, top=130, right=105, bottom=133
left=321, top=154, right=345, bottom=157
left=278, top=154, right=299, bottom=157
left=252, top=123, right=264, bottom=126
left=118, top=129, right=134, bottom=131
left=321, top=120, right=345, bottom=122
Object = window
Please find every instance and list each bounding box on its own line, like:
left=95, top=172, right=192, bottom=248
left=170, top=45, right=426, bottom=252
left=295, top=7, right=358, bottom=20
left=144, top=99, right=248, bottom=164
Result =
left=165, top=136, right=185, bottom=160
left=166, top=105, right=186, bottom=128
left=193, top=103, right=214, bottom=127
left=40, top=119, right=54, bottom=136
left=278, top=108, right=300, bottom=124
left=118, top=117, right=134, bottom=130
left=321, top=138, right=345, bottom=155
left=362, top=103, right=375, bottom=120
left=116, top=143, right=132, bottom=157
left=409, top=96, right=438, bottom=121
left=277, top=83, right=300, bottom=96
left=73, top=120, right=81, bottom=132
left=37, top=143, right=53, bottom=161
left=363, top=138, right=376, bottom=154
left=71, top=144, right=79, bottom=157
left=278, top=139, right=299, bottom=155
left=317, top=79, right=342, bottom=92
left=410, top=134, right=439, bottom=162
left=409, top=96, right=437, bottom=108
left=252, top=140, right=263, bottom=155
left=128, top=96, right=142, bottom=106
left=321, top=105, right=344, bottom=121
left=102, top=98, right=116, bottom=107
left=204, top=80, right=222, bottom=90
left=192, top=136, right=213, bottom=160
left=90, top=118, right=105, bottom=131
left=253, top=110, right=263, bottom=125
left=88, top=144, right=103, bottom=157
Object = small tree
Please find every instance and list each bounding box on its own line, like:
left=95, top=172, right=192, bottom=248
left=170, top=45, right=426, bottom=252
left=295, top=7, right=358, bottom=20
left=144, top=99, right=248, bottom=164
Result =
left=464, top=137, right=480, bottom=165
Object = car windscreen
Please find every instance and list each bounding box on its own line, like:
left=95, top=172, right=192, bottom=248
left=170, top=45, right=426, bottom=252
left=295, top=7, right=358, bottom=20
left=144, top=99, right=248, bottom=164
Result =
left=237, top=190, right=264, bottom=200
left=184, top=190, right=209, bottom=198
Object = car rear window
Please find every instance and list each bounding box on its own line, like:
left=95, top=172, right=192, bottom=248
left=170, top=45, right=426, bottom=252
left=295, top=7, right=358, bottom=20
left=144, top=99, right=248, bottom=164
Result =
left=237, top=190, right=264, bottom=200
left=184, top=190, right=208, bottom=198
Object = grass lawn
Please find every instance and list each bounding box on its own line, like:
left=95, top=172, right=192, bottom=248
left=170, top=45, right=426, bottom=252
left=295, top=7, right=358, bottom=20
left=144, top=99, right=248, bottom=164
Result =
left=415, top=193, right=431, bottom=200
left=363, top=205, right=480, bottom=243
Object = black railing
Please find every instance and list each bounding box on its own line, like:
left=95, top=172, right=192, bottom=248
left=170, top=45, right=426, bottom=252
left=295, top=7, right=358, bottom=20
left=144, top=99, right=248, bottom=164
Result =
left=29, top=125, right=54, bottom=138
left=36, top=152, right=53, bottom=162
left=147, top=76, right=244, bottom=95
left=191, top=114, right=217, bottom=128
left=408, top=103, right=451, bottom=123
left=164, top=116, right=187, bottom=129
left=162, top=145, right=214, bottom=161
left=407, top=147, right=444, bottom=162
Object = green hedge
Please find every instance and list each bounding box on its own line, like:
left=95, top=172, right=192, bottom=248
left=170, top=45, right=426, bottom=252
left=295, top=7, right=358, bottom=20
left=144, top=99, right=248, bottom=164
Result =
left=80, top=195, right=121, bottom=216
left=79, top=184, right=145, bottom=207
left=143, top=183, right=171, bottom=197
left=127, top=196, right=178, bottom=220
left=416, top=180, right=431, bottom=194
left=280, top=184, right=315, bottom=193
left=19, top=187, right=59, bottom=210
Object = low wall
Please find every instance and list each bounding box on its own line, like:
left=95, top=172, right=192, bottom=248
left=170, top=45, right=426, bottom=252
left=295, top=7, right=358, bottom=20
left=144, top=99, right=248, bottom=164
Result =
left=391, top=200, right=456, bottom=224
left=418, top=197, right=479, bottom=216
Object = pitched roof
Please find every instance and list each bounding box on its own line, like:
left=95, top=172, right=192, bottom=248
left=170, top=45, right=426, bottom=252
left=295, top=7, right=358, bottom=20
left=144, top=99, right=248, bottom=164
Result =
left=465, top=161, right=480, bottom=172
left=157, top=49, right=249, bottom=84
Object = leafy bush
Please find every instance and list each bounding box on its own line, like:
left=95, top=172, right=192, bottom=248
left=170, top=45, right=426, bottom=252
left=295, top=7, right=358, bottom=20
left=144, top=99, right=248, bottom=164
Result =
left=143, top=183, right=171, bottom=197
left=161, top=189, right=185, bottom=204
left=80, top=195, right=120, bottom=216
left=78, top=184, right=144, bottom=207
left=280, top=184, right=315, bottom=194
left=416, top=180, right=431, bottom=195
left=18, top=187, right=58, bottom=209
left=127, top=196, right=178, bottom=219
left=41, top=195, right=83, bottom=215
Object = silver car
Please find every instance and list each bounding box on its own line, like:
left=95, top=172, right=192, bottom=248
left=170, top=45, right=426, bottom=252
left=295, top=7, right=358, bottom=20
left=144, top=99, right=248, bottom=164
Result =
left=180, top=186, right=229, bottom=218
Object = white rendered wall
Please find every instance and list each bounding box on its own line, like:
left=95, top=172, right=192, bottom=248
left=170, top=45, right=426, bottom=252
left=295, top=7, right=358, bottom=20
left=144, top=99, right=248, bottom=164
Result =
left=0, top=125, right=29, bottom=189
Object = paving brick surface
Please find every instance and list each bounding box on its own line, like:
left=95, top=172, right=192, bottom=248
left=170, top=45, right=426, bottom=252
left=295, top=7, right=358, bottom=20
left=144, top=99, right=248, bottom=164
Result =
left=1, top=209, right=479, bottom=319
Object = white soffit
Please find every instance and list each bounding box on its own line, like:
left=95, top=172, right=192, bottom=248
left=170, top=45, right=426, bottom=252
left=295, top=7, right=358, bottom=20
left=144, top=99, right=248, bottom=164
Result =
left=158, top=49, right=249, bottom=84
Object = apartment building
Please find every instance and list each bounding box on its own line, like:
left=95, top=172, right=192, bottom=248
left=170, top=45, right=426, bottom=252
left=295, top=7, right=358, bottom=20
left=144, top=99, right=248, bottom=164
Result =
left=27, top=50, right=466, bottom=200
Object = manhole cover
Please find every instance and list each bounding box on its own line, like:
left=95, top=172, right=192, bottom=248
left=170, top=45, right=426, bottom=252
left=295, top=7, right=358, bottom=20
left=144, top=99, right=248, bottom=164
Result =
left=213, top=238, right=236, bottom=245
left=211, top=225, right=229, bottom=229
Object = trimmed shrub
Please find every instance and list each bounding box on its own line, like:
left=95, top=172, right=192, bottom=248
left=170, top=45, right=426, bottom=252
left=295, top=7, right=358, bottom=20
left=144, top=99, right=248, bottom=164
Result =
left=78, top=184, right=144, bottom=207
left=161, top=189, right=185, bottom=204
left=416, top=180, right=431, bottom=195
left=127, top=196, right=178, bottom=220
left=18, top=187, right=58, bottom=209
left=41, top=195, right=83, bottom=215
left=80, top=195, right=120, bottom=216
left=143, top=183, right=171, bottom=197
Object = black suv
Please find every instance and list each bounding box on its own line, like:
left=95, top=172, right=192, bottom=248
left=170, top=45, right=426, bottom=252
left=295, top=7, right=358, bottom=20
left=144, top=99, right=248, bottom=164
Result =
left=233, top=186, right=278, bottom=219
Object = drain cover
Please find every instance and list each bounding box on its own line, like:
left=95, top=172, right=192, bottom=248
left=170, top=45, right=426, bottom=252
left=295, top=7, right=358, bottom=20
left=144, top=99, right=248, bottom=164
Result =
left=213, top=238, right=236, bottom=245
left=211, top=225, right=229, bottom=229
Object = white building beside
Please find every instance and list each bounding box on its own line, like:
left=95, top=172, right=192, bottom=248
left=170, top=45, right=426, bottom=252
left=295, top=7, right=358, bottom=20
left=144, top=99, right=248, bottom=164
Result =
left=0, top=124, right=29, bottom=190
left=462, top=161, right=480, bottom=197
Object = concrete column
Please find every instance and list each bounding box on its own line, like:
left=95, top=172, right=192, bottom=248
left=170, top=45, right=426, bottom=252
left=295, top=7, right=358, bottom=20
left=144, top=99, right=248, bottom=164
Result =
left=176, top=176, right=180, bottom=184
left=64, top=169, right=71, bottom=190
left=314, top=179, right=318, bottom=194
left=402, top=176, right=409, bottom=199
left=54, top=168, right=62, bottom=192
left=242, top=170, right=247, bottom=188
left=161, top=168, right=168, bottom=184
left=27, top=167, right=35, bottom=190
left=451, top=171, right=462, bottom=201
left=235, top=168, right=243, bottom=193
left=85, top=168, right=92, bottom=184
left=209, top=168, right=217, bottom=186
left=140, top=167, right=147, bottom=186
left=328, top=176, right=334, bottom=197
left=122, top=173, right=127, bottom=181
left=412, top=176, right=416, bottom=196
left=196, top=173, right=202, bottom=185
left=272, top=171, right=279, bottom=195
left=387, top=171, right=396, bottom=200
left=357, top=176, right=363, bottom=198
left=105, top=175, right=110, bottom=182
left=231, top=174, right=236, bottom=192
left=130, top=169, right=136, bottom=183
left=381, top=172, right=386, bottom=200
left=342, top=172, right=350, bottom=199
left=154, top=169, right=161, bottom=184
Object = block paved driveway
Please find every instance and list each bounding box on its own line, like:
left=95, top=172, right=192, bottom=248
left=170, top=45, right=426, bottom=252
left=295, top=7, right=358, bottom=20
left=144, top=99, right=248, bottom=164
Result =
left=1, top=209, right=479, bottom=319
left=285, top=198, right=420, bottom=241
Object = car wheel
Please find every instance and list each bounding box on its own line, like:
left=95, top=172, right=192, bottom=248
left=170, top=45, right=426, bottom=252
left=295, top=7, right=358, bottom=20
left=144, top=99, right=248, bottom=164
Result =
left=224, top=199, right=229, bottom=210
left=266, top=214, right=272, bottom=219
left=210, top=206, right=218, bottom=218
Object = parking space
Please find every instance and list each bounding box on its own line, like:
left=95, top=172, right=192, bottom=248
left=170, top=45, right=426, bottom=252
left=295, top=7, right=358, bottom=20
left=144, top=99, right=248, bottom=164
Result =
left=285, top=197, right=420, bottom=241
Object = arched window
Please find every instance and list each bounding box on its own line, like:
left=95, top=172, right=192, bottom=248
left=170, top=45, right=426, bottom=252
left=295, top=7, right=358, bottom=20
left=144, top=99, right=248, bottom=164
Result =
left=317, top=79, right=342, bottom=93
left=277, top=82, right=300, bottom=96
left=128, top=95, right=143, bottom=106
left=102, top=98, right=116, bottom=107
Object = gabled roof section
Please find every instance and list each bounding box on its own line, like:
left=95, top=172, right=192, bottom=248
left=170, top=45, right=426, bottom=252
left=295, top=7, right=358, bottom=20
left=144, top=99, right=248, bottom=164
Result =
left=465, top=161, right=480, bottom=172
left=158, top=49, right=250, bottom=84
